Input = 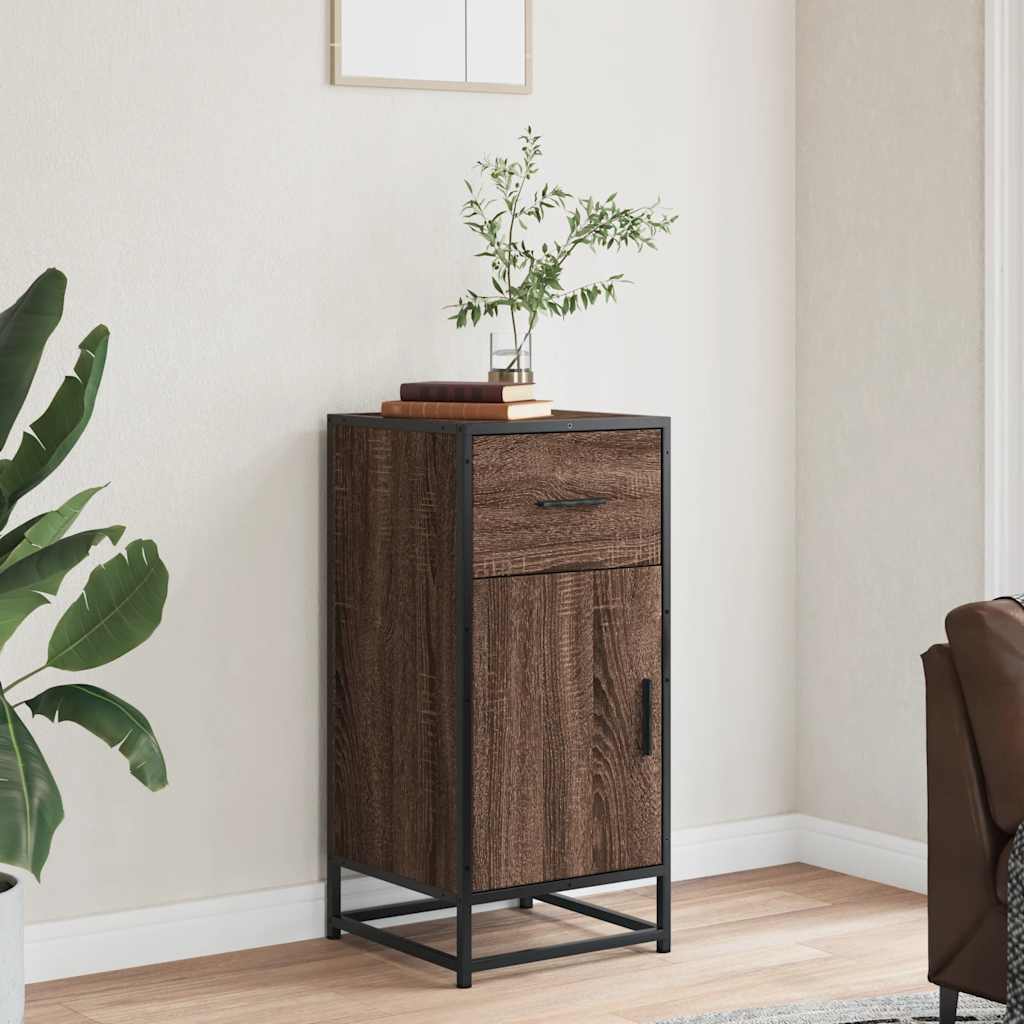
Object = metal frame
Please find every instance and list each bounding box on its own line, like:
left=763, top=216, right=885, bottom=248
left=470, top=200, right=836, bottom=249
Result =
left=325, top=410, right=671, bottom=986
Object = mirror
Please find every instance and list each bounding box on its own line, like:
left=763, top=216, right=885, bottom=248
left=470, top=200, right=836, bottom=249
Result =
left=331, top=0, right=531, bottom=93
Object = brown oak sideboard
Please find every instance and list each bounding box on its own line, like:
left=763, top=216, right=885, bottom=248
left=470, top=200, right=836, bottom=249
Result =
left=326, top=410, right=671, bottom=987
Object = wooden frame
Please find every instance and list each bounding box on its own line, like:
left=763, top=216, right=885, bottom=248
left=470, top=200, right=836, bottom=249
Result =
left=330, top=0, right=533, bottom=93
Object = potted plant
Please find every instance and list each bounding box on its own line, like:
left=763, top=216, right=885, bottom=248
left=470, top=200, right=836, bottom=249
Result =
left=0, top=269, right=169, bottom=1024
left=448, top=127, right=676, bottom=382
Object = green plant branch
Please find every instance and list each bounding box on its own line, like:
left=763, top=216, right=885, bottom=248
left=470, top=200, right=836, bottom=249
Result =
left=2, top=664, right=46, bottom=696
left=448, top=130, right=675, bottom=344
left=506, top=165, right=526, bottom=352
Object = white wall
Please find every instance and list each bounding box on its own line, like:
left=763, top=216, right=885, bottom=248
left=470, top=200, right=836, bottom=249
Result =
left=795, top=0, right=985, bottom=842
left=1, top=0, right=795, bottom=925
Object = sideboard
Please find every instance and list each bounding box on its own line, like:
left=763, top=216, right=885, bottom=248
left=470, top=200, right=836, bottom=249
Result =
left=326, top=410, right=670, bottom=987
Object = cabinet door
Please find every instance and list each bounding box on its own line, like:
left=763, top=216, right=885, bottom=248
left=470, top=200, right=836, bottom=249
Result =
left=591, top=566, right=663, bottom=874
left=472, top=567, right=662, bottom=891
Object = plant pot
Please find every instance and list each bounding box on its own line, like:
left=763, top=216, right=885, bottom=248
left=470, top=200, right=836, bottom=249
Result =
left=0, top=874, right=24, bottom=1024
left=488, top=331, right=534, bottom=384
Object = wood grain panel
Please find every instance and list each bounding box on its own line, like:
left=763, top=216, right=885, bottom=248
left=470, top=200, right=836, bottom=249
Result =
left=472, top=572, right=594, bottom=890
left=591, top=566, right=662, bottom=872
left=472, top=429, right=661, bottom=578
left=472, top=567, right=662, bottom=891
left=330, top=424, right=457, bottom=893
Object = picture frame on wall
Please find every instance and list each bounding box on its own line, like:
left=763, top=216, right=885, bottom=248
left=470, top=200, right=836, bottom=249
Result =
left=330, top=0, right=532, bottom=94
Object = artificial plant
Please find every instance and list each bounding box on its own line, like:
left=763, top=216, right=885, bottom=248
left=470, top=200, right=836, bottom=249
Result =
left=0, top=268, right=169, bottom=880
left=448, top=127, right=676, bottom=372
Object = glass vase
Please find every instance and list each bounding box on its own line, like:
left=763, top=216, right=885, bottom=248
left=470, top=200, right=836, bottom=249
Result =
left=489, top=331, right=533, bottom=384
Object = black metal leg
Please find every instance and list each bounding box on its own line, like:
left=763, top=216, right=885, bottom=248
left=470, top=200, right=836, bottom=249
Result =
left=456, top=899, right=472, bottom=988
left=328, top=863, right=666, bottom=985
left=939, top=987, right=959, bottom=1024
left=656, top=874, right=671, bottom=953
left=326, top=859, right=341, bottom=939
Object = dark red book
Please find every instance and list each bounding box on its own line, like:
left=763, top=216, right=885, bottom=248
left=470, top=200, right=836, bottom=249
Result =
left=399, top=380, right=536, bottom=403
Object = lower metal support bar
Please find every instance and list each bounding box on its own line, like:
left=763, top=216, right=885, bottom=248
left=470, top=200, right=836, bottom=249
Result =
left=330, top=914, right=456, bottom=971
left=473, top=866, right=662, bottom=905
left=346, top=897, right=455, bottom=922
left=332, top=869, right=668, bottom=986
left=538, top=893, right=654, bottom=932
left=472, top=927, right=662, bottom=972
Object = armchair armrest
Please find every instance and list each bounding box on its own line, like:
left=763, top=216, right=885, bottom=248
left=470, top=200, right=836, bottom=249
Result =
left=924, top=642, right=1004, bottom=980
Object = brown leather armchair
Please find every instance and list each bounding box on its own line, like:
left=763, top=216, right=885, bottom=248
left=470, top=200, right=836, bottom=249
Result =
left=923, top=598, right=1024, bottom=1022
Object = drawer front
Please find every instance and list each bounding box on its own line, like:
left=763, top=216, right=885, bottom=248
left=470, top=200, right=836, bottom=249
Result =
left=472, top=429, right=662, bottom=578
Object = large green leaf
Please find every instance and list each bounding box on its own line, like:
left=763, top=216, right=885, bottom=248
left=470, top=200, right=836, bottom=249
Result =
left=27, top=684, right=167, bottom=792
left=0, top=486, right=104, bottom=574
left=0, top=325, right=109, bottom=508
left=0, top=691, right=64, bottom=879
left=48, top=539, right=168, bottom=671
left=0, top=590, right=49, bottom=652
left=0, top=525, right=124, bottom=597
left=0, top=269, right=67, bottom=452
left=0, top=512, right=46, bottom=563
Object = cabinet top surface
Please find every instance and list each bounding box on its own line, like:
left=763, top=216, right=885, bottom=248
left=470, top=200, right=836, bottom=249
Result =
left=329, top=410, right=670, bottom=435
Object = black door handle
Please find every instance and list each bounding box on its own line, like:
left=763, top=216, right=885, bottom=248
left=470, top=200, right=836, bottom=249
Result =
left=536, top=497, right=608, bottom=509
left=641, top=678, right=653, bottom=756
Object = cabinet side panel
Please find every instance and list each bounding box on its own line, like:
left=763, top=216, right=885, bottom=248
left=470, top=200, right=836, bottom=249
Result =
left=592, top=566, right=662, bottom=872
left=331, top=425, right=457, bottom=893
left=472, top=572, right=594, bottom=891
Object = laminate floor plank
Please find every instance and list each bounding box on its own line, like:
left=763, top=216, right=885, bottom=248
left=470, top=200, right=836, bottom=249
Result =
left=23, top=867, right=930, bottom=1024
left=24, top=1004, right=96, bottom=1024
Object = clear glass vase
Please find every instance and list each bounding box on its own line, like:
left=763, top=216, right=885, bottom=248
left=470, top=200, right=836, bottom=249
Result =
left=489, top=331, right=533, bottom=384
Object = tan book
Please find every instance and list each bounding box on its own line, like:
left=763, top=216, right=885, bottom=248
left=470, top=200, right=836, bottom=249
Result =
left=381, top=399, right=553, bottom=421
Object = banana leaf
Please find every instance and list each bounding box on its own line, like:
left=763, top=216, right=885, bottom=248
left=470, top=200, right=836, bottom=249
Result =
left=0, top=691, right=64, bottom=879
left=27, top=684, right=167, bottom=792
left=0, top=486, right=104, bottom=574
left=0, top=512, right=46, bottom=562
left=0, top=326, right=108, bottom=510
left=0, top=525, right=124, bottom=597
left=0, top=590, right=49, bottom=652
left=48, top=539, right=167, bottom=671
left=0, top=269, right=66, bottom=452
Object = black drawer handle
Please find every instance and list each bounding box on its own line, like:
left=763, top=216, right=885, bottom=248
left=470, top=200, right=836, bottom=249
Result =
left=641, top=678, right=653, bottom=756
left=535, top=497, right=608, bottom=509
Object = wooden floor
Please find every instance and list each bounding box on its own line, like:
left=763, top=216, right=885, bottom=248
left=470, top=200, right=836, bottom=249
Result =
left=26, top=864, right=930, bottom=1024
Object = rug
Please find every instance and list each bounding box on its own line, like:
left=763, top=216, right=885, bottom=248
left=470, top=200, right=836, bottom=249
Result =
left=1009, top=821, right=1024, bottom=1024
left=653, top=993, right=1006, bottom=1024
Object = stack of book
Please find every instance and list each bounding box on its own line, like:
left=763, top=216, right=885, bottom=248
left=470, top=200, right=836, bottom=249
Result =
left=381, top=381, right=553, bottom=421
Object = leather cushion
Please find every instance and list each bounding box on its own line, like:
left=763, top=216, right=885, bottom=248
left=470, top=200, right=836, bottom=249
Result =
left=997, top=841, right=1009, bottom=905
left=946, top=599, right=1024, bottom=835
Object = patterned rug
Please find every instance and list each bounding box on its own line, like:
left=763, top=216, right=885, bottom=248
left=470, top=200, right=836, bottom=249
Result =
left=653, top=993, right=1005, bottom=1024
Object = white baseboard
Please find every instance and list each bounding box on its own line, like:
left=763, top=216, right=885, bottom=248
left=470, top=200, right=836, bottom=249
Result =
left=672, top=813, right=801, bottom=878
left=795, top=814, right=927, bottom=895
left=24, top=813, right=925, bottom=984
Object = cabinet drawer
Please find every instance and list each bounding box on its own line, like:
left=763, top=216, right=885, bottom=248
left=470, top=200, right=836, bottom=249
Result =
left=472, top=429, right=662, bottom=578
